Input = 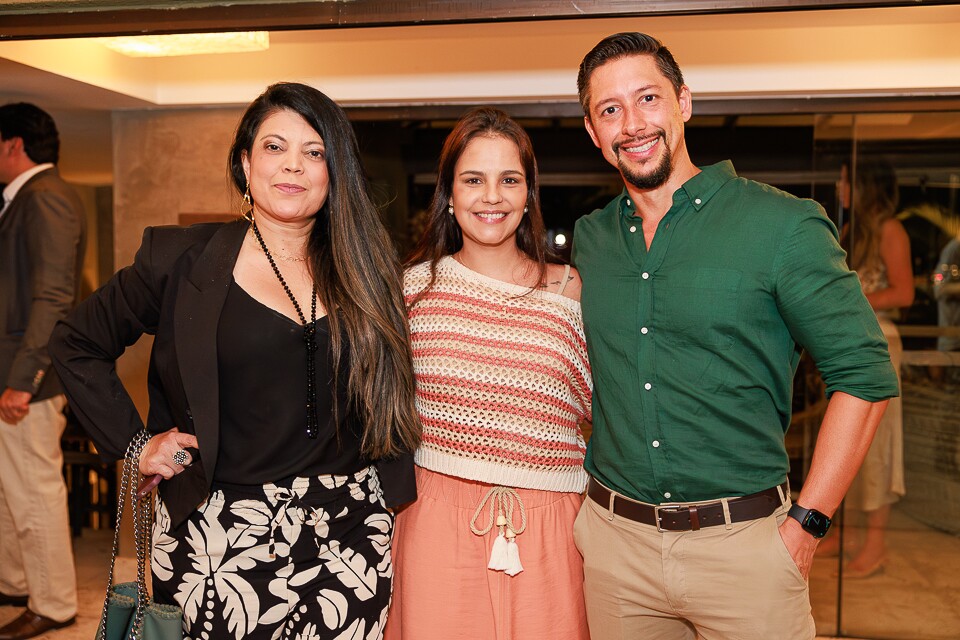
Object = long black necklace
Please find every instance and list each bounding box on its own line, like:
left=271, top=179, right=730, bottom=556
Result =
left=251, top=221, right=320, bottom=439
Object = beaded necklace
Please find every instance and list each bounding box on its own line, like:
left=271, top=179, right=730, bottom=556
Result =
left=250, top=221, right=320, bottom=439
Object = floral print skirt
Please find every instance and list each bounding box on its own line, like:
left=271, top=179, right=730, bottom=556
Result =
left=152, top=467, right=393, bottom=640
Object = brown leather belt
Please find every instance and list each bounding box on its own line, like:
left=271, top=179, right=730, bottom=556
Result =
left=587, top=478, right=787, bottom=532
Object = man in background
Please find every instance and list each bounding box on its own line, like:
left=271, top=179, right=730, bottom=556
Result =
left=0, top=102, right=84, bottom=640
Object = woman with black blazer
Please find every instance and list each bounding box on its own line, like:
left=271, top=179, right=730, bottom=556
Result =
left=50, top=83, right=420, bottom=640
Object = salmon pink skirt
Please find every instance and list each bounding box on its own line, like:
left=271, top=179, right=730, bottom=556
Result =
left=385, top=467, right=589, bottom=640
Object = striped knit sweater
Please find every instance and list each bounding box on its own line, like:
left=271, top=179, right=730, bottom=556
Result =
left=405, top=257, right=592, bottom=493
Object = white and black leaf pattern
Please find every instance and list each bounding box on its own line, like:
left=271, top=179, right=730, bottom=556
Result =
left=365, top=619, right=383, bottom=640
left=348, top=482, right=365, bottom=501
left=305, top=505, right=331, bottom=540
left=317, top=541, right=378, bottom=601
left=230, top=499, right=271, bottom=526
left=178, top=503, right=271, bottom=639
left=218, top=558, right=262, bottom=639
left=264, top=481, right=308, bottom=506
left=365, top=513, right=391, bottom=556
left=151, top=498, right=178, bottom=582
left=175, top=495, right=226, bottom=627
left=157, top=473, right=388, bottom=640
left=332, top=619, right=366, bottom=640
left=228, top=498, right=271, bottom=549
left=369, top=599, right=389, bottom=640
left=365, top=512, right=392, bottom=577
left=287, top=563, right=325, bottom=590
left=319, top=474, right=348, bottom=490
left=316, top=589, right=349, bottom=630
left=293, top=622, right=322, bottom=640
left=375, top=550, right=391, bottom=577
left=258, top=563, right=296, bottom=626
left=366, top=472, right=383, bottom=505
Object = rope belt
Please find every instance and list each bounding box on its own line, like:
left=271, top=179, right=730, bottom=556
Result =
left=469, top=486, right=527, bottom=576
left=267, top=487, right=326, bottom=559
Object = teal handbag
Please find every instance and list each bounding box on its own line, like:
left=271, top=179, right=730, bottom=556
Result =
left=96, top=430, right=184, bottom=640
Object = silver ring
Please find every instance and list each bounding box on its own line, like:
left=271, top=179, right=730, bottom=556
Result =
left=172, top=449, right=189, bottom=466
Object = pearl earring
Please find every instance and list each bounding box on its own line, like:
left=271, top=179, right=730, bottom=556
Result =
left=448, top=204, right=454, bottom=216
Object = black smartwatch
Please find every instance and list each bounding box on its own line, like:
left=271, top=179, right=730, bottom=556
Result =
left=787, top=504, right=832, bottom=539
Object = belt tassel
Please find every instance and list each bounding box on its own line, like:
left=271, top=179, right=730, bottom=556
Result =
left=471, top=487, right=526, bottom=576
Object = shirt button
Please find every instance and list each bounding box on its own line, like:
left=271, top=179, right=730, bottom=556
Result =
left=694, top=198, right=702, bottom=205
left=641, top=272, right=650, bottom=280
left=664, top=492, right=672, bottom=499
left=629, top=225, right=637, bottom=233
left=652, top=440, right=660, bottom=448
left=644, top=382, right=652, bottom=391
left=641, top=327, right=649, bottom=334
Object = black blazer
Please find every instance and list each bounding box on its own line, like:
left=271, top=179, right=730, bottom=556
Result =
left=0, top=167, right=85, bottom=401
left=50, top=219, right=415, bottom=527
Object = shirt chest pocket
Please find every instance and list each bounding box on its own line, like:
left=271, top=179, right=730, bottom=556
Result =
left=658, top=268, right=742, bottom=350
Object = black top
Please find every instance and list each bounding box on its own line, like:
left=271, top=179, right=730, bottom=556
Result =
left=215, top=281, right=366, bottom=484
left=50, top=221, right=415, bottom=528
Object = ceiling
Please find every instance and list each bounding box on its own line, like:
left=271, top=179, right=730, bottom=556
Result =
left=1, top=4, right=958, bottom=184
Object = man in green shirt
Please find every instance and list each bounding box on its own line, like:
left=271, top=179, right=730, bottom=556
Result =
left=571, top=33, right=898, bottom=639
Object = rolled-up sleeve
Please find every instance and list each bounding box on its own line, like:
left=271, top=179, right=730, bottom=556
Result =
left=773, top=203, right=899, bottom=402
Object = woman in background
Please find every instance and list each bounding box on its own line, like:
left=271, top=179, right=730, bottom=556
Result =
left=51, top=82, right=419, bottom=639
left=386, top=107, right=591, bottom=640
left=835, top=157, right=914, bottom=578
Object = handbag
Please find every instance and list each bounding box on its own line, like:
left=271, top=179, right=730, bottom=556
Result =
left=96, top=429, right=184, bottom=640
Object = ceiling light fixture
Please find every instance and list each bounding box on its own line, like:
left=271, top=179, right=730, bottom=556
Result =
left=102, top=31, right=269, bottom=57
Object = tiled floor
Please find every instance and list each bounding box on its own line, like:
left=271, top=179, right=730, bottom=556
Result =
left=0, top=528, right=135, bottom=640
left=808, top=506, right=960, bottom=640
left=2, top=504, right=956, bottom=639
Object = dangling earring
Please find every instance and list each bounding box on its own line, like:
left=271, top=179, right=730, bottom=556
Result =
left=448, top=203, right=454, bottom=216
left=523, top=205, right=529, bottom=214
left=240, top=184, right=254, bottom=221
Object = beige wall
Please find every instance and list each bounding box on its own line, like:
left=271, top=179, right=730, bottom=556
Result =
left=112, top=107, right=242, bottom=416
left=68, top=183, right=100, bottom=293
left=112, top=108, right=241, bottom=266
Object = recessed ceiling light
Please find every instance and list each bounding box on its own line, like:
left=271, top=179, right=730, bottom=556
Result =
left=102, top=32, right=269, bottom=57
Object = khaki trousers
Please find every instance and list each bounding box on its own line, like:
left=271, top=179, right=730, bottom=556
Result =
left=0, top=395, right=77, bottom=621
left=573, top=483, right=816, bottom=640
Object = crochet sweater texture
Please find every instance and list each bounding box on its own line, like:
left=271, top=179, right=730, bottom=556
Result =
left=405, top=257, right=592, bottom=493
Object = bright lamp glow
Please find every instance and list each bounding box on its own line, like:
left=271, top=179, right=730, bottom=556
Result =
left=102, top=32, right=269, bottom=57
left=554, top=233, right=568, bottom=247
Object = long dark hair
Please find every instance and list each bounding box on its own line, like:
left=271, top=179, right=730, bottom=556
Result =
left=405, top=106, right=559, bottom=299
left=228, top=82, right=419, bottom=458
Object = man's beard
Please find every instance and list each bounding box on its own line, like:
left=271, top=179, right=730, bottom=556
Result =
left=616, top=134, right=672, bottom=190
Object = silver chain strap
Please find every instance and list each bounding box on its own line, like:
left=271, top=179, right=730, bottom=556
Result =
left=97, top=429, right=154, bottom=640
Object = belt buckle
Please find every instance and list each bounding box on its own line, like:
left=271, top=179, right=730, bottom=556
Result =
left=654, top=503, right=689, bottom=532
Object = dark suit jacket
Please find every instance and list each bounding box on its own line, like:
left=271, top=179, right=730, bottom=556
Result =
left=0, top=167, right=86, bottom=402
left=50, top=219, right=415, bottom=528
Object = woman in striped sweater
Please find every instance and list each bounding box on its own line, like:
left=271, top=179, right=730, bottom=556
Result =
left=385, top=107, right=592, bottom=640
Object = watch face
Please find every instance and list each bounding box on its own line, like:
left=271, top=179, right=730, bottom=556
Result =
left=805, top=511, right=831, bottom=538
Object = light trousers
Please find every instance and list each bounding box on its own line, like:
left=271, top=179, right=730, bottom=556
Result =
left=0, top=395, right=77, bottom=621
left=574, top=484, right=816, bottom=640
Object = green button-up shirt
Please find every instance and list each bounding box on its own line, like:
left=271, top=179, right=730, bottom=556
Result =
left=572, top=161, right=898, bottom=504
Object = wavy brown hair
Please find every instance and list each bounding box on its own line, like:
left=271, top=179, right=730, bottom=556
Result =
left=841, top=157, right=899, bottom=272
left=405, top=106, right=560, bottom=301
left=229, top=82, right=419, bottom=458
